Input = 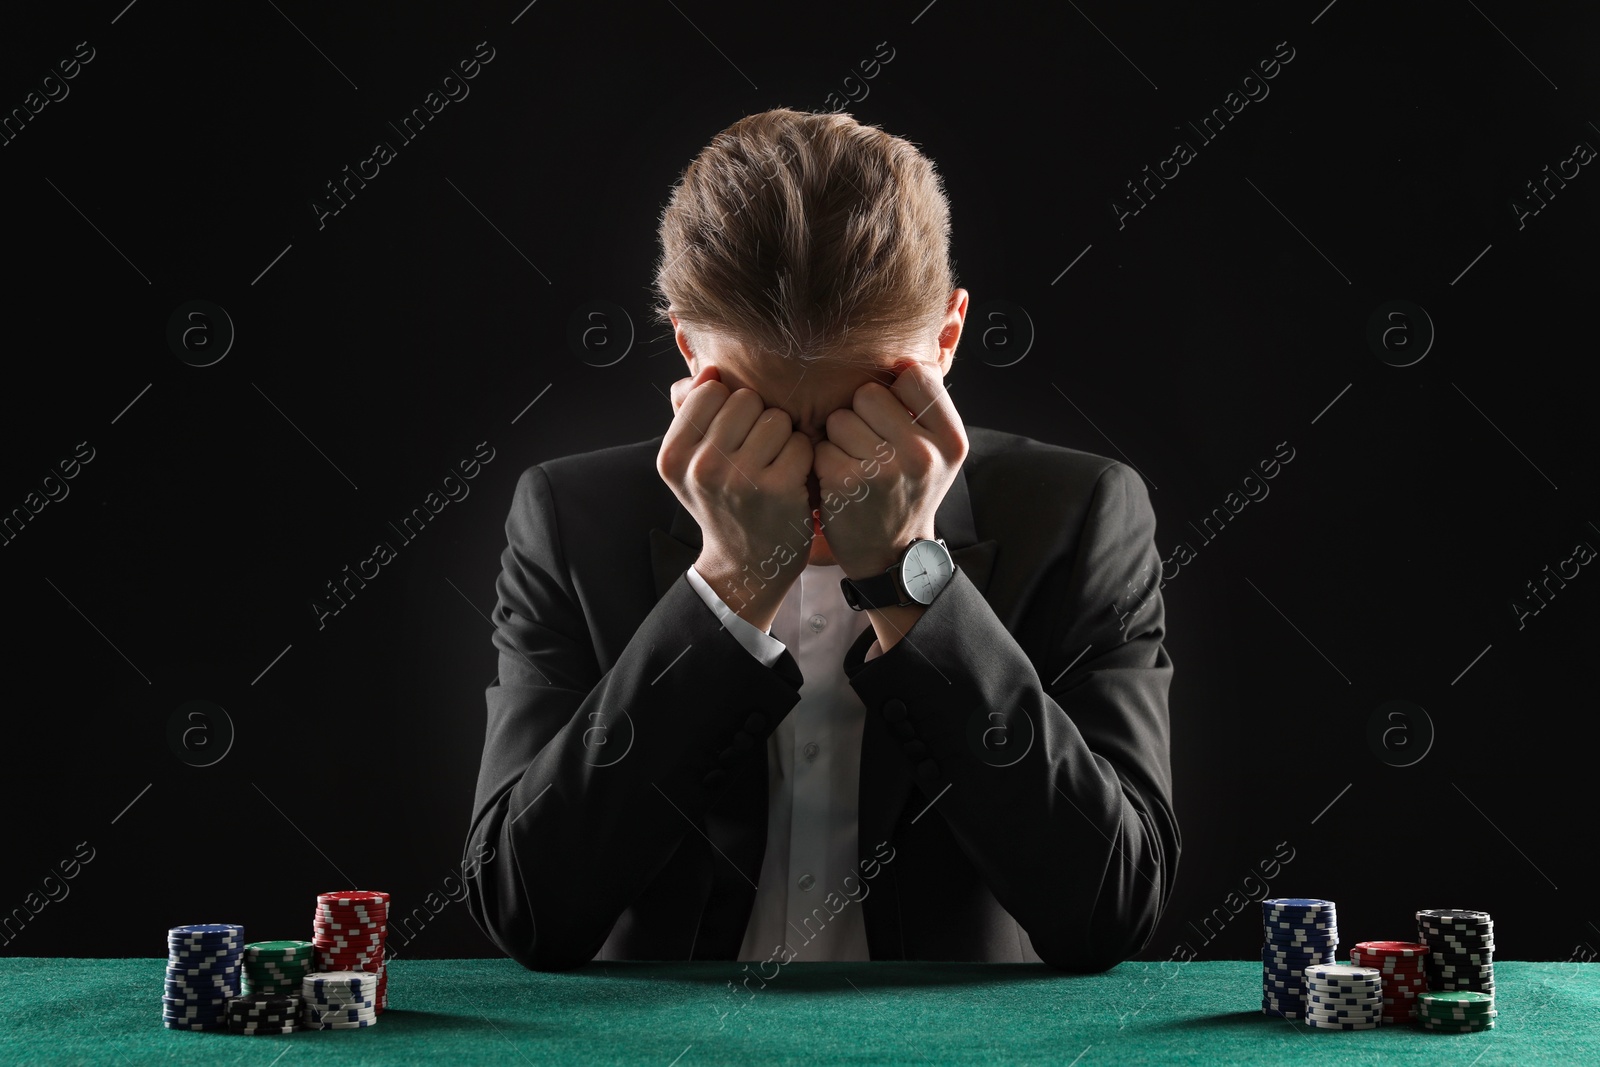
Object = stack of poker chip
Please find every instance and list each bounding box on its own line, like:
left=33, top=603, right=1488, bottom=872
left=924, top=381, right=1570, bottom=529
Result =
left=1261, top=898, right=1338, bottom=1018
left=225, top=993, right=302, bottom=1035
left=1417, top=990, right=1496, bottom=1032
left=1417, top=909, right=1494, bottom=998
left=301, top=970, right=379, bottom=1029
left=1301, top=963, right=1383, bottom=1030
left=312, top=890, right=390, bottom=1012
left=1350, top=940, right=1430, bottom=1023
left=242, top=940, right=315, bottom=995
left=163, top=923, right=244, bottom=1031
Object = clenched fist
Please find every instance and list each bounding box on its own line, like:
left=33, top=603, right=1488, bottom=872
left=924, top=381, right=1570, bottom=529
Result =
left=656, top=365, right=813, bottom=632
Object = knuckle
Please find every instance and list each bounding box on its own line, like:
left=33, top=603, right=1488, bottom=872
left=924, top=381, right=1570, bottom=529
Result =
left=686, top=450, right=719, bottom=482
left=907, top=437, right=938, bottom=468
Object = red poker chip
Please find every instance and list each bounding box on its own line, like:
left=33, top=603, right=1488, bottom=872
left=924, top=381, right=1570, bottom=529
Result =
left=313, top=930, right=385, bottom=939
left=315, top=908, right=387, bottom=917
left=315, top=908, right=387, bottom=921
left=316, top=891, right=389, bottom=904
left=1352, top=941, right=1428, bottom=956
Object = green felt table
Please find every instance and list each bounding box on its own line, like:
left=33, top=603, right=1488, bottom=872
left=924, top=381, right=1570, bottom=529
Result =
left=2, top=959, right=1594, bottom=1065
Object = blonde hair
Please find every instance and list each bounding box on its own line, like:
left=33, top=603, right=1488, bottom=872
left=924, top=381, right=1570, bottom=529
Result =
left=652, top=107, right=957, bottom=367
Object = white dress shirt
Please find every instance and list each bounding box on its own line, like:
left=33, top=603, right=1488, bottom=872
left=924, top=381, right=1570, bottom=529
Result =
left=685, top=562, right=885, bottom=963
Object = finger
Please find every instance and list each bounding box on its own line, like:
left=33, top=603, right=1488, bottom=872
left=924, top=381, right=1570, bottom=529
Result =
left=671, top=363, right=720, bottom=413
left=822, top=406, right=883, bottom=463
left=811, top=439, right=854, bottom=486
left=667, top=375, right=730, bottom=452
left=849, top=378, right=922, bottom=446
left=703, top=387, right=765, bottom=456
left=853, top=363, right=959, bottom=456
left=887, top=360, right=962, bottom=448
left=740, top=407, right=795, bottom=471
left=772, top=429, right=813, bottom=484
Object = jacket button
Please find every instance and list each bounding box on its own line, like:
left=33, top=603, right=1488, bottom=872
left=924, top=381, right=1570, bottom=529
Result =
left=904, top=740, right=927, bottom=759
left=891, top=720, right=916, bottom=741
left=916, top=758, right=940, bottom=779
left=702, top=769, right=728, bottom=788
left=882, top=699, right=907, bottom=722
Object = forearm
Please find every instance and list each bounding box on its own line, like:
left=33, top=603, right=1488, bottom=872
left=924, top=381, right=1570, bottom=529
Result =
left=843, top=570, right=1177, bottom=971
left=466, top=573, right=805, bottom=970
left=864, top=601, right=927, bottom=653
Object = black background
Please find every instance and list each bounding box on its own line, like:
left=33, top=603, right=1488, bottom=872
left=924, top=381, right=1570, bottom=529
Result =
left=1, top=0, right=1595, bottom=966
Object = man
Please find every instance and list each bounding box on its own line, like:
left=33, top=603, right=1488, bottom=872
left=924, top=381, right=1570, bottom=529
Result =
left=464, top=108, right=1177, bottom=973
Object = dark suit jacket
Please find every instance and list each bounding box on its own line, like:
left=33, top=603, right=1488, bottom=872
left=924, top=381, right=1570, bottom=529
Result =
left=463, top=424, right=1178, bottom=972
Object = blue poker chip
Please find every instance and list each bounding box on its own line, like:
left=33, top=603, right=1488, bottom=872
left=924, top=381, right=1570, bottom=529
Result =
left=1264, top=956, right=1328, bottom=967
left=164, top=980, right=239, bottom=994
left=164, top=988, right=237, bottom=1002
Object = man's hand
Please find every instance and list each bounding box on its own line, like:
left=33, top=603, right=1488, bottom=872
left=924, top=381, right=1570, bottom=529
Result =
left=812, top=359, right=969, bottom=582
left=658, top=364, right=813, bottom=632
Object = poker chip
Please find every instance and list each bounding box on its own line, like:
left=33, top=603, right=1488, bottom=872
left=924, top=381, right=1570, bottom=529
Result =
left=313, top=891, right=390, bottom=1012
left=1416, top=986, right=1495, bottom=1031
left=1302, top=963, right=1382, bottom=1030
left=242, top=939, right=315, bottom=996
left=162, top=924, right=245, bottom=1031
left=302, top=969, right=382, bottom=1028
left=1259, top=900, right=1341, bottom=1019
left=1350, top=940, right=1430, bottom=1023
left=226, top=993, right=303, bottom=1034
left=1416, top=909, right=1494, bottom=997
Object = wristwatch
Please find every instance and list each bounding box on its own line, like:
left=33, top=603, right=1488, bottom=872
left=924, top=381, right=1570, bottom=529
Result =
left=840, top=537, right=957, bottom=611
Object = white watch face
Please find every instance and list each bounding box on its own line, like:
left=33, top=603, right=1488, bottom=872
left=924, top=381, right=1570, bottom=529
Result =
left=900, top=540, right=953, bottom=604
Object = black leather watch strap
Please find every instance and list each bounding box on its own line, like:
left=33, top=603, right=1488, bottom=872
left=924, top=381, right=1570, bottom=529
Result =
left=841, top=566, right=904, bottom=611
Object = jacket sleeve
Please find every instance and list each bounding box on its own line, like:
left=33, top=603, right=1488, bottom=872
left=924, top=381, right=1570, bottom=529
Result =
left=462, top=464, right=807, bottom=970
left=842, top=460, right=1178, bottom=971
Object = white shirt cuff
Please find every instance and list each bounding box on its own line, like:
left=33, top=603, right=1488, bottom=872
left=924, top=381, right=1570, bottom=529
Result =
left=686, top=564, right=788, bottom=669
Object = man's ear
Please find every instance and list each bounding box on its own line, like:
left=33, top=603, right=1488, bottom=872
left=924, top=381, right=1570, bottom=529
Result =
left=935, top=288, right=968, bottom=376
left=671, top=313, right=699, bottom=375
